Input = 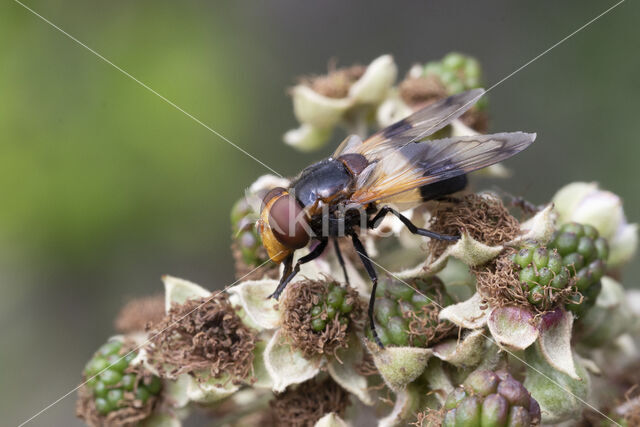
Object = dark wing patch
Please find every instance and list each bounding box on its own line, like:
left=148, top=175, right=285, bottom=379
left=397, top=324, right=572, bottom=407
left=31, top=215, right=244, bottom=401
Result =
left=350, top=132, right=536, bottom=206
left=342, top=89, right=485, bottom=159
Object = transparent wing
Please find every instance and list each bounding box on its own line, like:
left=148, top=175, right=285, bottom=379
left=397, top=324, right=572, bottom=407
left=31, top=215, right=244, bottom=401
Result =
left=333, top=88, right=485, bottom=159
left=350, top=132, right=536, bottom=205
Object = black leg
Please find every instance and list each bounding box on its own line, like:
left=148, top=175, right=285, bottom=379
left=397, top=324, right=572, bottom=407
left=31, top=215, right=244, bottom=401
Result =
left=333, top=239, right=350, bottom=285
left=280, top=253, right=294, bottom=285
left=369, top=206, right=459, bottom=241
left=351, top=233, right=384, bottom=348
left=268, top=238, right=329, bottom=300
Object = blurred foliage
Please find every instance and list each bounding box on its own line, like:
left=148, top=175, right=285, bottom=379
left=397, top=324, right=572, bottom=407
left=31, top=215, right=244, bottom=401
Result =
left=0, top=2, right=248, bottom=266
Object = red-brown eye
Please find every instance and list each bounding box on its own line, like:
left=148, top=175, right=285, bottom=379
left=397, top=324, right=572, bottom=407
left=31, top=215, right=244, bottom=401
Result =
left=268, top=195, right=310, bottom=249
left=338, top=153, right=369, bottom=175
left=261, top=187, right=286, bottom=212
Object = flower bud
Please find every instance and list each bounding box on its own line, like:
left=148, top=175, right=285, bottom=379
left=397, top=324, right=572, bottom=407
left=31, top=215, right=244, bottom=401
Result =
left=552, top=182, right=637, bottom=267
left=609, top=222, right=638, bottom=267
left=376, top=93, right=414, bottom=128
left=283, top=124, right=333, bottom=152
left=286, top=55, right=398, bottom=151
left=291, top=85, right=352, bottom=129
left=576, top=276, right=634, bottom=346
left=348, top=54, right=398, bottom=104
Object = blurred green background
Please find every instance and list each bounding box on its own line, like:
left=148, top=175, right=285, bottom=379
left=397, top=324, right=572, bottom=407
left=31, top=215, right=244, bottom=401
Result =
left=1, top=0, right=638, bottom=425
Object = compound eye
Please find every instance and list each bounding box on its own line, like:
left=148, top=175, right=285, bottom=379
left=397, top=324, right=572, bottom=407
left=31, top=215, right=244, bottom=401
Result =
left=268, top=195, right=310, bottom=249
left=261, top=187, right=286, bottom=212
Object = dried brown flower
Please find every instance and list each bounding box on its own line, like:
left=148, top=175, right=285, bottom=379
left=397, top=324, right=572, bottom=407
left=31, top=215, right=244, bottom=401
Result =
left=280, top=279, right=364, bottom=359
left=614, top=385, right=640, bottom=426
left=301, top=64, right=366, bottom=99
left=114, top=294, right=165, bottom=334
left=428, top=194, right=521, bottom=259
left=413, top=407, right=445, bottom=427
left=399, top=75, right=448, bottom=108
left=398, top=75, right=487, bottom=133
left=146, top=294, right=257, bottom=384
left=270, top=377, right=350, bottom=427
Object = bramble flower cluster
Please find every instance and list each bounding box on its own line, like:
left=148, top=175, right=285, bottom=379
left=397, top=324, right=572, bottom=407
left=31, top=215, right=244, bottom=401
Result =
left=77, top=54, right=640, bottom=426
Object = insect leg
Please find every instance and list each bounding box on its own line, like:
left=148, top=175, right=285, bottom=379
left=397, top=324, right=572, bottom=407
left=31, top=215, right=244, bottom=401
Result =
left=280, top=253, right=294, bottom=284
left=333, top=238, right=350, bottom=285
left=268, top=238, right=329, bottom=300
left=350, top=232, right=384, bottom=348
left=369, top=206, right=459, bottom=241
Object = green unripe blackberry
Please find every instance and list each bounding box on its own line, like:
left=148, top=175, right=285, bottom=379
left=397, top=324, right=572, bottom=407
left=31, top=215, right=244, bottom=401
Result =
left=550, top=268, right=570, bottom=289
left=81, top=338, right=162, bottom=416
left=511, top=223, right=609, bottom=314
left=387, top=317, right=410, bottom=346
left=368, top=277, right=453, bottom=347
left=566, top=280, right=602, bottom=317
left=512, top=243, right=571, bottom=307
left=421, top=53, right=486, bottom=109
left=230, top=197, right=280, bottom=280
left=309, top=282, right=356, bottom=332
left=442, top=370, right=540, bottom=427
left=549, top=222, right=609, bottom=315
left=231, top=198, right=265, bottom=268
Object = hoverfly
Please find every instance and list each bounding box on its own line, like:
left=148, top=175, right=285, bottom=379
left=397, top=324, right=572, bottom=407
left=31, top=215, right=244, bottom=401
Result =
left=258, top=89, right=536, bottom=347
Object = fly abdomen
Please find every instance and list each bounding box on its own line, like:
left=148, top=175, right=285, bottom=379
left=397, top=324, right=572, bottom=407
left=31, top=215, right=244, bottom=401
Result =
left=419, top=174, right=468, bottom=201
